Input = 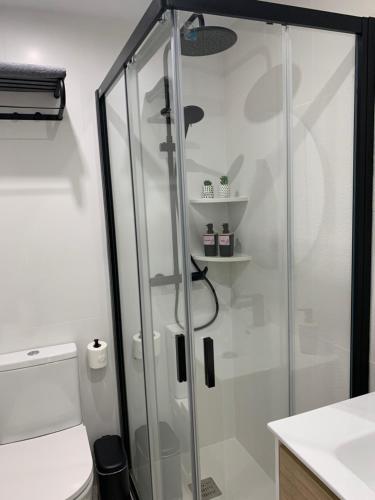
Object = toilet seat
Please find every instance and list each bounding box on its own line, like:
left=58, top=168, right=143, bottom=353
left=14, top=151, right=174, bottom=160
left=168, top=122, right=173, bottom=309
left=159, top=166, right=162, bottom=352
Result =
left=0, top=424, right=93, bottom=500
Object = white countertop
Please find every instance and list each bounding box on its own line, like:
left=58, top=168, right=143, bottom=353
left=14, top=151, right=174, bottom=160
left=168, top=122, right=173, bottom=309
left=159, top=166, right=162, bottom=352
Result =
left=268, top=392, right=375, bottom=500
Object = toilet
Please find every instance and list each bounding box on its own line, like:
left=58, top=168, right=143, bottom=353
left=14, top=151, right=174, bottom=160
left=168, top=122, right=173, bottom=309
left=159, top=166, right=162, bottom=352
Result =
left=0, top=343, right=93, bottom=500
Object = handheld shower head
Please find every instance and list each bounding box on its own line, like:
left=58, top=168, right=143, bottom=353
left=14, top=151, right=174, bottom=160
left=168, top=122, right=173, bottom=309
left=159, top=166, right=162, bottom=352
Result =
left=184, top=105, right=204, bottom=136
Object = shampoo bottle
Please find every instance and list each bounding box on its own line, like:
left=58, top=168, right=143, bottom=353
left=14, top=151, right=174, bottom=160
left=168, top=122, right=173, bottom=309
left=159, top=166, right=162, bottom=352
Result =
left=203, top=223, right=218, bottom=256
left=219, top=223, right=234, bottom=257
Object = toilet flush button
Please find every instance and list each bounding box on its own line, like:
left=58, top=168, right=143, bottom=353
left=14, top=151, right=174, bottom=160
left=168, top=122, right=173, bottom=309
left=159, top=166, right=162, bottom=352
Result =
left=27, top=350, right=40, bottom=356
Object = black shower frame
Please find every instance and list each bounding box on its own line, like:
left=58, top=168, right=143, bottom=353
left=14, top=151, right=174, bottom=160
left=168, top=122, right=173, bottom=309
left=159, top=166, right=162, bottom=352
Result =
left=96, top=1, right=375, bottom=496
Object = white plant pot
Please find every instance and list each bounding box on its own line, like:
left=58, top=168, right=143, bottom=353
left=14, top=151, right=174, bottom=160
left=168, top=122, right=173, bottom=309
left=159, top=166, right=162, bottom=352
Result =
left=219, top=184, right=230, bottom=198
left=202, top=185, right=214, bottom=198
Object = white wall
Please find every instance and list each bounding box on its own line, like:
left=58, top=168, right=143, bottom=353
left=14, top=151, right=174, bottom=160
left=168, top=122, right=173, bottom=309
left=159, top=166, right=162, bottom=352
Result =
left=0, top=6, right=130, bottom=443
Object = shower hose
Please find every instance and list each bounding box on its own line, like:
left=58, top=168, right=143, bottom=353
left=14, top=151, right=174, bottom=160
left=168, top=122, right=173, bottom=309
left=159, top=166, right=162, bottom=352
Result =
left=174, top=255, right=219, bottom=331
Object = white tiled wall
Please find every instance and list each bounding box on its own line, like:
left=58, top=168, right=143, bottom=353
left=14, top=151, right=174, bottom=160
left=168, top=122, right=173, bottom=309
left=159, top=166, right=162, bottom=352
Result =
left=0, top=6, right=130, bottom=443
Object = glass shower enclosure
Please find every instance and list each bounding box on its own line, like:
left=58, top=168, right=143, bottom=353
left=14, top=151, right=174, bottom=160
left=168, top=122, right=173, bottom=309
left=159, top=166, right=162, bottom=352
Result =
left=96, top=2, right=373, bottom=499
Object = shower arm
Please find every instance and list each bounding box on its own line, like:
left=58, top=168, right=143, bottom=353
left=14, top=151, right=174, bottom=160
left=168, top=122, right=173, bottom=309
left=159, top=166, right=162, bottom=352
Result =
left=184, top=13, right=205, bottom=29
left=180, top=13, right=205, bottom=45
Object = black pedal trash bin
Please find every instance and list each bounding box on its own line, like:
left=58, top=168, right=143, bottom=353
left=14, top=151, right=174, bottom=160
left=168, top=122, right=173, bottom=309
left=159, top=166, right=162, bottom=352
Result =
left=94, top=435, right=130, bottom=500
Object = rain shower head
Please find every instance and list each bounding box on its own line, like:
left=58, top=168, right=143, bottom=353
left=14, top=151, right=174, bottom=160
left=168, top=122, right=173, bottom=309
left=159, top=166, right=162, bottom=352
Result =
left=184, top=105, right=204, bottom=136
left=181, top=26, right=238, bottom=57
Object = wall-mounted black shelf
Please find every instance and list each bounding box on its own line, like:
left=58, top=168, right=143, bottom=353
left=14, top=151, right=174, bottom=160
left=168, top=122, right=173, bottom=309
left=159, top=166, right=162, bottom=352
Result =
left=0, top=62, right=66, bottom=121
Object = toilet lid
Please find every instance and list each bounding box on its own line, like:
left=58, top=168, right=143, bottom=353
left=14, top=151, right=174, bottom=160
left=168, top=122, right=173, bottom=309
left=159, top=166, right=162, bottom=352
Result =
left=0, top=424, right=93, bottom=500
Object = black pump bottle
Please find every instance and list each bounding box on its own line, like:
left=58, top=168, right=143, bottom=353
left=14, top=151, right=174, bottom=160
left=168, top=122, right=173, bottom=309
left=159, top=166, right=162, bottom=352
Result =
left=219, top=223, right=234, bottom=257
left=203, top=223, right=218, bottom=256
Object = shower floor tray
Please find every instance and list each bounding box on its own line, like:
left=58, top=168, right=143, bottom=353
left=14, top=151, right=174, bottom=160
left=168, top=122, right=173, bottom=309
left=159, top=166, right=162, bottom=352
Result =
left=183, top=438, right=274, bottom=500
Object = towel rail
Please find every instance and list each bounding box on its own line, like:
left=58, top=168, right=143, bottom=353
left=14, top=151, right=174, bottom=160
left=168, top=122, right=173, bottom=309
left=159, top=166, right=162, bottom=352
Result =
left=0, top=64, right=66, bottom=120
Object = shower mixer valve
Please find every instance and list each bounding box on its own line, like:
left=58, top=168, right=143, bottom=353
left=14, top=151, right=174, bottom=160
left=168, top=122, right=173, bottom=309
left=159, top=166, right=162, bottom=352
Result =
left=150, top=266, right=208, bottom=287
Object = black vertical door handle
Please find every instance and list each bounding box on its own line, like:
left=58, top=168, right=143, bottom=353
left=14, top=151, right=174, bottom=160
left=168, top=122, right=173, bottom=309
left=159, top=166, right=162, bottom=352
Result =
left=203, top=337, right=215, bottom=388
left=175, top=334, right=187, bottom=383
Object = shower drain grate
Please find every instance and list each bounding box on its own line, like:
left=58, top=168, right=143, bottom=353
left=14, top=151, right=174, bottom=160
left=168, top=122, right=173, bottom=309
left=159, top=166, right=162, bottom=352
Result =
left=189, top=477, right=222, bottom=499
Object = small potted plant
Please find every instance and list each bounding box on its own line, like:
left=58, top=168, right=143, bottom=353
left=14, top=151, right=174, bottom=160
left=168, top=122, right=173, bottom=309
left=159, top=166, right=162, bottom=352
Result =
left=219, top=175, right=230, bottom=198
left=202, top=179, right=214, bottom=198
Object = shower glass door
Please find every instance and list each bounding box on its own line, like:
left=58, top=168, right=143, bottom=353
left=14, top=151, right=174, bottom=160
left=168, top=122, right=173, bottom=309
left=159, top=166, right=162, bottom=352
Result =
left=176, top=10, right=356, bottom=500
left=126, top=13, right=199, bottom=500
left=104, top=70, right=153, bottom=499
left=177, top=14, right=289, bottom=499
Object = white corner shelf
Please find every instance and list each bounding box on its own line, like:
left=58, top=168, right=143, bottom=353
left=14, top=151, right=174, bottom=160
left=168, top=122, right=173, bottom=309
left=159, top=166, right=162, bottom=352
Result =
left=190, top=196, right=248, bottom=205
left=192, top=254, right=252, bottom=263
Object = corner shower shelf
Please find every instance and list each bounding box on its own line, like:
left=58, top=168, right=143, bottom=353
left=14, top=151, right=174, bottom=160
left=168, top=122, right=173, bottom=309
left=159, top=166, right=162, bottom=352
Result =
left=190, top=196, right=248, bottom=204
left=192, top=254, right=252, bottom=263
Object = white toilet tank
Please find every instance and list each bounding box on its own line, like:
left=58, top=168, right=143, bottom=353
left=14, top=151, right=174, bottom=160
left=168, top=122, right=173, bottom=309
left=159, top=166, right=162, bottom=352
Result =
left=0, top=343, right=82, bottom=445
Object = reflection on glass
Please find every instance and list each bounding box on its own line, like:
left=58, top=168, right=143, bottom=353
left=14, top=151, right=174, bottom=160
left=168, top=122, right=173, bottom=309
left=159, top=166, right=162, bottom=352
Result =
left=126, top=14, right=194, bottom=500
left=180, top=13, right=289, bottom=499
left=290, top=26, right=355, bottom=413
left=105, top=73, right=153, bottom=498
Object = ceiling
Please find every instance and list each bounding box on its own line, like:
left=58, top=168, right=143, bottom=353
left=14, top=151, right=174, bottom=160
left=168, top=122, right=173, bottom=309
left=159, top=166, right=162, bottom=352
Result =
left=0, top=0, right=150, bottom=22
left=0, top=0, right=373, bottom=22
